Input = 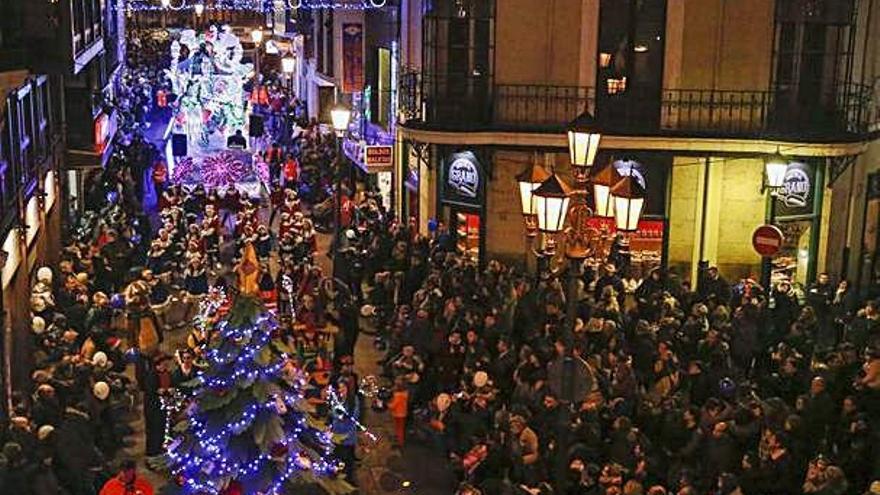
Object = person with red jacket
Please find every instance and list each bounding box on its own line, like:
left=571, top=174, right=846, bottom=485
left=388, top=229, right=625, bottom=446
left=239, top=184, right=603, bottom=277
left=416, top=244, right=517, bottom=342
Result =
left=99, top=460, right=155, bottom=495
left=283, top=153, right=299, bottom=187
left=152, top=160, right=168, bottom=198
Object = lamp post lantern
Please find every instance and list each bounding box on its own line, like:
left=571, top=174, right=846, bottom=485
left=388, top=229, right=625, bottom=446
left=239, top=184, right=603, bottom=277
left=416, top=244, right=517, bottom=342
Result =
left=566, top=110, right=602, bottom=183
left=610, top=174, right=646, bottom=232
left=282, top=53, right=296, bottom=96
left=764, top=152, right=789, bottom=192
left=516, top=161, right=552, bottom=274
left=533, top=173, right=574, bottom=236
left=331, top=105, right=352, bottom=135
left=251, top=29, right=264, bottom=81
left=591, top=162, right=620, bottom=218
left=516, top=162, right=552, bottom=237
left=760, top=152, right=790, bottom=289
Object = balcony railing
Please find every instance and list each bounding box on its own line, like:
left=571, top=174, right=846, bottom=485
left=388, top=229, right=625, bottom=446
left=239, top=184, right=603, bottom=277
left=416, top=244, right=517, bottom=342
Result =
left=398, top=74, right=877, bottom=140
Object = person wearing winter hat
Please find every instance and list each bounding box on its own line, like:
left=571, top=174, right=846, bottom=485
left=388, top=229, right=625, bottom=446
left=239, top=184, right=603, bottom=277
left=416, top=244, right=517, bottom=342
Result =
left=32, top=316, right=46, bottom=334
left=32, top=384, right=61, bottom=427
left=36, top=425, right=55, bottom=442
left=92, top=351, right=109, bottom=368
left=37, top=266, right=53, bottom=285
left=93, top=381, right=111, bottom=401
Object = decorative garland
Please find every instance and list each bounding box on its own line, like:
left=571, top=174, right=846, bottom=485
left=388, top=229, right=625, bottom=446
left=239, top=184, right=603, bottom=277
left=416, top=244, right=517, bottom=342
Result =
left=125, top=0, right=386, bottom=11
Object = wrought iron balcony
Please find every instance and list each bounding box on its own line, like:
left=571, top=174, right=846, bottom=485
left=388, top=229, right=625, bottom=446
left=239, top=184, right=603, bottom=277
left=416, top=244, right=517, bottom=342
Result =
left=398, top=74, right=876, bottom=141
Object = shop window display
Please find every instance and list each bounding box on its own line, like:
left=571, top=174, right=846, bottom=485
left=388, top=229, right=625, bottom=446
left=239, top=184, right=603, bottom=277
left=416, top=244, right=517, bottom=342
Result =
left=770, top=220, right=812, bottom=287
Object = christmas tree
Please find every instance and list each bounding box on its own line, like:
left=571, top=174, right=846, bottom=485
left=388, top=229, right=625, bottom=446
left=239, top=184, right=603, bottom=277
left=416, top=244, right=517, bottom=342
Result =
left=167, top=295, right=354, bottom=495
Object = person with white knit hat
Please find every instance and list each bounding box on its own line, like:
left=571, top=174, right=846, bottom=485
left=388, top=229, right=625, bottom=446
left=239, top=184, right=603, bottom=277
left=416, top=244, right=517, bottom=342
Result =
left=36, top=425, right=55, bottom=441
left=92, top=351, right=109, bottom=368
left=93, top=381, right=110, bottom=401
left=32, top=316, right=46, bottom=334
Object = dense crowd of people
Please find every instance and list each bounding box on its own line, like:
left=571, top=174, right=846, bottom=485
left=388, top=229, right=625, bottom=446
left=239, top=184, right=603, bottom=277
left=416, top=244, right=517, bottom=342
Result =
left=0, top=25, right=367, bottom=495
left=340, top=221, right=880, bottom=494
left=3, top=20, right=879, bottom=495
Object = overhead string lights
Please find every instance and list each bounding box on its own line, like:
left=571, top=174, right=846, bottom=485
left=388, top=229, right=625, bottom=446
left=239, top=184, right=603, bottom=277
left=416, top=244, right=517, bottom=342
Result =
left=125, top=0, right=387, bottom=11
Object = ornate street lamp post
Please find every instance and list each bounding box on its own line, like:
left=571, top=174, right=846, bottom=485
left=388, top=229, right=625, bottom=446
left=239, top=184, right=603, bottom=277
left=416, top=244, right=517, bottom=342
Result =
left=330, top=103, right=352, bottom=279
left=760, top=152, right=790, bottom=288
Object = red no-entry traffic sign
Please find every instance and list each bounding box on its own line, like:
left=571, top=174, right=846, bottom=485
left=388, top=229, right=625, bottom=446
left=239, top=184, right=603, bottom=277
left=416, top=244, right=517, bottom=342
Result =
left=752, top=224, right=784, bottom=257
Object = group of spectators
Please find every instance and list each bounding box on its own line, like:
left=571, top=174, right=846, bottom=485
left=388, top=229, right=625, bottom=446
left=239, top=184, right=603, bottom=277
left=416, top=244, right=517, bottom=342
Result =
left=0, top=128, right=162, bottom=493
left=344, top=217, right=880, bottom=495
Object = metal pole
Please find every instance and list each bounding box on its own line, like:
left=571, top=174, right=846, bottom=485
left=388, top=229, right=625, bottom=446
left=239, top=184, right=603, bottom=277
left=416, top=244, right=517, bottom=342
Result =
left=696, top=157, right=711, bottom=291
left=335, top=137, right=343, bottom=265
left=524, top=234, right=533, bottom=274
left=761, top=196, right=777, bottom=290
left=565, top=257, right=581, bottom=340
left=255, top=48, right=260, bottom=83
left=1, top=284, right=7, bottom=418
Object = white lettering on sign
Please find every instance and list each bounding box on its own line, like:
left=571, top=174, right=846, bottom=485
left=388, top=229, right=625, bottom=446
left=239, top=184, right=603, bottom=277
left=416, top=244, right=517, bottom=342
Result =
left=780, top=168, right=810, bottom=208
left=755, top=236, right=781, bottom=247
left=364, top=146, right=393, bottom=169
left=448, top=157, right=479, bottom=198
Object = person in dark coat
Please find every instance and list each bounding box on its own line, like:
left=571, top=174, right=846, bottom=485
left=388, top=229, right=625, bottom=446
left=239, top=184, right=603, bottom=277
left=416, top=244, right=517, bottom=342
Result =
left=700, top=267, right=732, bottom=305
left=704, top=422, right=740, bottom=483
left=770, top=280, right=799, bottom=344
left=31, top=384, right=63, bottom=427
left=801, top=376, right=834, bottom=443
left=755, top=429, right=799, bottom=495
left=546, top=338, right=595, bottom=405
left=636, top=268, right=669, bottom=307
left=136, top=353, right=167, bottom=468
left=594, top=263, right=624, bottom=304
left=55, top=403, right=102, bottom=495
left=806, top=273, right=835, bottom=351
left=491, top=338, right=517, bottom=402
left=32, top=426, right=64, bottom=495
left=1, top=442, right=34, bottom=495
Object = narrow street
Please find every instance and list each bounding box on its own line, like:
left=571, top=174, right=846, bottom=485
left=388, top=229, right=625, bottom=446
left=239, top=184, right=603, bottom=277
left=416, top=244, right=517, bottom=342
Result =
left=123, top=231, right=454, bottom=494
left=315, top=235, right=456, bottom=495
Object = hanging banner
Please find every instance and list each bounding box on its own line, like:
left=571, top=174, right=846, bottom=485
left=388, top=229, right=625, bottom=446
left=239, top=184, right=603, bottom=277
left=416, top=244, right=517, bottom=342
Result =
left=342, top=23, right=364, bottom=93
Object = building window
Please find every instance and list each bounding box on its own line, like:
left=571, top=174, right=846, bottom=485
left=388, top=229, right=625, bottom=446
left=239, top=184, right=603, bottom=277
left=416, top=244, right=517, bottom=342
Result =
left=326, top=10, right=334, bottom=77
left=771, top=0, right=858, bottom=135
left=596, top=0, right=667, bottom=132
left=422, top=0, right=495, bottom=124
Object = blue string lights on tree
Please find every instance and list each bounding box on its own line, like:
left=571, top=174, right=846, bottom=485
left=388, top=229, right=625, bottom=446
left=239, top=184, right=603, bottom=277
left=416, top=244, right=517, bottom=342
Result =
left=125, top=0, right=386, bottom=11
left=165, top=296, right=355, bottom=495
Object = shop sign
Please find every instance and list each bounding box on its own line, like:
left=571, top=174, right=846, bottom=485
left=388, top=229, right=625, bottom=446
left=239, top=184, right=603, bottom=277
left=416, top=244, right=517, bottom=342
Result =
left=752, top=224, right=785, bottom=257
left=775, top=161, right=815, bottom=217
left=364, top=145, right=393, bottom=172
left=780, top=168, right=810, bottom=207
left=441, top=151, right=484, bottom=209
